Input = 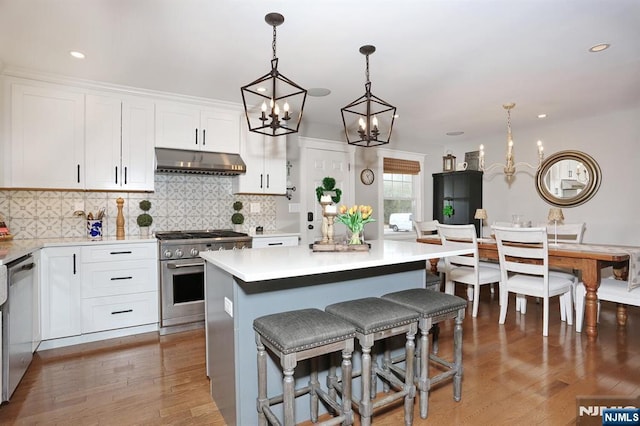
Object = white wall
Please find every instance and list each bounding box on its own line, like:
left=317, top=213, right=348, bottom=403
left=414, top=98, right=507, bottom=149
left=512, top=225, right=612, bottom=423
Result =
left=442, top=105, right=640, bottom=245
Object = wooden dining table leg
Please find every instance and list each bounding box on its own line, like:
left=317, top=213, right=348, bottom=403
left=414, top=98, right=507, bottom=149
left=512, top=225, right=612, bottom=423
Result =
left=581, top=262, right=602, bottom=339
left=428, top=258, right=439, bottom=275
left=613, top=263, right=629, bottom=326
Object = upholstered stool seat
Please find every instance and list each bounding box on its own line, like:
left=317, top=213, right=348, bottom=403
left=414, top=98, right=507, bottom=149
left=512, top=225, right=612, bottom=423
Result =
left=253, top=308, right=356, bottom=426
left=381, top=289, right=466, bottom=419
left=325, top=297, right=419, bottom=426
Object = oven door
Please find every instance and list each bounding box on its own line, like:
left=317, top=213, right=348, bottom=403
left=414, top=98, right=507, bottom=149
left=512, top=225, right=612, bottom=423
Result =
left=161, top=257, right=205, bottom=328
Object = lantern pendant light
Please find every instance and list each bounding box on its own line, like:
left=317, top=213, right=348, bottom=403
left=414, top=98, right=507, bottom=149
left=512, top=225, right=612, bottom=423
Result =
left=241, top=13, right=307, bottom=137
left=341, top=45, right=397, bottom=147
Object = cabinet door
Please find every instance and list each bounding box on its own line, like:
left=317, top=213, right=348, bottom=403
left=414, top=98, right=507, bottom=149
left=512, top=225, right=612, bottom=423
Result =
left=234, top=130, right=267, bottom=193
left=155, top=101, right=200, bottom=150
left=10, top=83, right=84, bottom=189
left=85, top=94, right=122, bottom=190
left=233, top=131, right=287, bottom=194
left=200, top=109, right=240, bottom=154
left=263, top=135, right=287, bottom=194
left=41, top=247, right=82, bottom=340
left=122, top=97, right=155, bottom=191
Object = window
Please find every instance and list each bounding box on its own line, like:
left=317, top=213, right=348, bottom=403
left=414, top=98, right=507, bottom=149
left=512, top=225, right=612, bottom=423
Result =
left=382, top=157, right=421, bottom=238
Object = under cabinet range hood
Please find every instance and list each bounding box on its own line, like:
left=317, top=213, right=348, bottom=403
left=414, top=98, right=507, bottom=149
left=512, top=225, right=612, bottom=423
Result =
left=155, top=148, right=246, bottom=176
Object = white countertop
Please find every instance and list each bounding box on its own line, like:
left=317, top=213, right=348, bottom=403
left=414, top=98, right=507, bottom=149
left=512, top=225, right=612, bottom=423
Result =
left=0, top=236, right=157, bottom=265
left=200, top=239, right=473, bottom=282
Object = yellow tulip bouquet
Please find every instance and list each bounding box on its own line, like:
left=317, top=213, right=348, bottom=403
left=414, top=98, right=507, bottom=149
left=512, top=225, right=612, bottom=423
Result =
left=336, top=205, right=375, bottom=245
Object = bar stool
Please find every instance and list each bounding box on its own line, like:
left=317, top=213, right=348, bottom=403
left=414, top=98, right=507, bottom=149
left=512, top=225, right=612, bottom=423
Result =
left=325, top=297, right=419, bottom=426
left=381, top=289, right=466, bottom=419
left=253, top=308, right=356, bottom=426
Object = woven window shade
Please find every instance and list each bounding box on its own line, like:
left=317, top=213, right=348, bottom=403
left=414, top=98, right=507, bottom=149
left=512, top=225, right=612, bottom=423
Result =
left=383, top=158, right=421, bottom=175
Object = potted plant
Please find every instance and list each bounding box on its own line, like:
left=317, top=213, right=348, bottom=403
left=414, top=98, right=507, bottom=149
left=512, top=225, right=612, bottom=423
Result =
left=231, top=201, right=244, bottom=231
left=137, top=200, right=153, bottom=237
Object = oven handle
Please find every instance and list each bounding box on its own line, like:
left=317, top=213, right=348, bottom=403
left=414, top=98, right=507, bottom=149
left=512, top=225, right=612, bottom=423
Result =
left=167, top=261, right=204, bottom=269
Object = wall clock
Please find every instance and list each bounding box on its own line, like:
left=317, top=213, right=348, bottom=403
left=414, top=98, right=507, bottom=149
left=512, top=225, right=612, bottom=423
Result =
left=360, top=168, right=375, bottom=185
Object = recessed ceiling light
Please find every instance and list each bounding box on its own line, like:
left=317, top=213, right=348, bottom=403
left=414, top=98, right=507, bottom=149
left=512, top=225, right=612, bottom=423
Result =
left=69, top=50, right=85, bottom=59
left=307, top=88, right=331, bottom=97
left=446, top=131, right=464, bottom=136
left=589, top=43, right=610, bottom=53
left=537, top=113, right=547, bottom=119
left=256, top=87, right=266, bottom=92
left=393, top=114, right=399, bottom=119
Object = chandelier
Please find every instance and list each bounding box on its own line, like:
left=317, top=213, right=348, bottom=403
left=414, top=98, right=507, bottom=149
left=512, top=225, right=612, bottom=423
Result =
left=479, top=103, right=544, bottom=181
left=241, top=13, right=307, bottom=137
left=341, top=45, right=396, bottom=147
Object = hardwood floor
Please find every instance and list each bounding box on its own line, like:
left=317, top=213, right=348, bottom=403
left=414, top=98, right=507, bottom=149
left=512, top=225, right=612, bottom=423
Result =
left=1, top=290, right=639, bottom=425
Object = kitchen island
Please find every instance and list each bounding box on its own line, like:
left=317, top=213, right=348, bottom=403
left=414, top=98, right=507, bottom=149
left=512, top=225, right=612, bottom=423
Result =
left=201, top=239, right=473, bottom=426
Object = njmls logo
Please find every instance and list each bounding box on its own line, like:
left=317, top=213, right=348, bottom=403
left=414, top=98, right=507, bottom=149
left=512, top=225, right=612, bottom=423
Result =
left=577, top=395, right=640, bottom=426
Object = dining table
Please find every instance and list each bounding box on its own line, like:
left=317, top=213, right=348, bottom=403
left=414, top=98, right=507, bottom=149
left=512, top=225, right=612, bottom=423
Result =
left=417, top=236, right=633, bottom=340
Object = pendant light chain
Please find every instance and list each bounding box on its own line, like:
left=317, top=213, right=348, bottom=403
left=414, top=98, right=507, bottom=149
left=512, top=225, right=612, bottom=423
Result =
left=272, top=24, right=277, bottom=60
left=365, top=52, right=370, bottom=85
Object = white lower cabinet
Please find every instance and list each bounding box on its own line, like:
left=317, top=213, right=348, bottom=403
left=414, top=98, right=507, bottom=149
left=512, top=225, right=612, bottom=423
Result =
left=80, top=242, right=158, bottom=334
left=40, top=241, right=158, bottom=343
left=41, top=247, right=82, bottom=340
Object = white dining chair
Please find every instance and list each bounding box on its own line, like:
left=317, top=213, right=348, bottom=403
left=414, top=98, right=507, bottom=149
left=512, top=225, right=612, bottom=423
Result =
left=575, top=273, right=640, bottom=332
left=437, top=224, right=502, bottom=317
left=493, top=226, right=576, bottom=336
left=413, top=219, right=439, bottom=239
left=546, top=222, right=586, bottom=245
left=519, top=222, right=586, bottom=322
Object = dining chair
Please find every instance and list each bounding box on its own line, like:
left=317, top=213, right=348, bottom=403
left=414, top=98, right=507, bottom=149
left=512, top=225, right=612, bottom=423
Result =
left=493, top=226, right=576, bottom=336
left=436, top=224, right=502, bottom=317
left=413, top=219, right=439, bottom=239
left=546, top=222, right=586, bottom=245
left=414, top=219, right=445, bottom=284
left=519, top=222, right=585, bottom=321
left=575, top=273, right=640, bottom=332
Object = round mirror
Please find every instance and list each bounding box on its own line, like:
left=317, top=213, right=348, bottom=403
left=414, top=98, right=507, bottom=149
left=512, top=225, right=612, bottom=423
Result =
left=535, top=150, right=601, bottom=207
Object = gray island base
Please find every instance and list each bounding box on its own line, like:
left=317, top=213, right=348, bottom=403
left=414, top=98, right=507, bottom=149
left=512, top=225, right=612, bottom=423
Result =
left=201, top=240, right=473, bottom=425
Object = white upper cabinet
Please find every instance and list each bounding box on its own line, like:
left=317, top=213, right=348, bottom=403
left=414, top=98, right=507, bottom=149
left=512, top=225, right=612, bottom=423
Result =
left=155, top=100, right=240, bottom=154
left=85, top=94, right=155, bottom=191
left=9, top=81, right=85, bottom=189
left=233, top=130, right=286, bottom=195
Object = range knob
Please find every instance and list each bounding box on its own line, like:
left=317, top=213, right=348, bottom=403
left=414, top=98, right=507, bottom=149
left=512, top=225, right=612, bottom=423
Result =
left=163, top=250, right=173, bottom=258
left=218, top=246, right=225, bottom=251
left=190, top=248, right=200, bottom=257
left=174, top=249, right=184, bottom=258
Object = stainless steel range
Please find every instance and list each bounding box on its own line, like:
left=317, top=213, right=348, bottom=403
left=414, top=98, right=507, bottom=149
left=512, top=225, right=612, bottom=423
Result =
left=156, top=230, right=252, bottom=334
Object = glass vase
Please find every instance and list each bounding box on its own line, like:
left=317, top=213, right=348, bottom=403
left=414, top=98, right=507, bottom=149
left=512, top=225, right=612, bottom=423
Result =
left=347, top=229, right=363, bottom=245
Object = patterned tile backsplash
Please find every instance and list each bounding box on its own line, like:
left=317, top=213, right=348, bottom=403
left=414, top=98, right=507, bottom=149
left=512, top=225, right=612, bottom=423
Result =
left=0, top=174, right=278, bottom=240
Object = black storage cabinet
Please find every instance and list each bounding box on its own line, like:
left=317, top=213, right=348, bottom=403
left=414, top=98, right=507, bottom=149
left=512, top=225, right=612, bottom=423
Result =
left=432, top=170, right=483, bottom=237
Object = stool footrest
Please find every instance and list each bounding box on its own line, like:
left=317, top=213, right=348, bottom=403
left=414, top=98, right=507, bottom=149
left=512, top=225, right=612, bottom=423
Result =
left=375, top=366, right=407, bottom=392
left=429, top=353, right=454, bottom=370
left=268, top=385, right=312, bottom=406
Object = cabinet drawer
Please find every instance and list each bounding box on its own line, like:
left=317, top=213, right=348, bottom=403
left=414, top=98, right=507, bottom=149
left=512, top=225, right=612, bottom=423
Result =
left=81, top=243, right=157, bottom=263
left=252, top=236, right=299, bottom=248
left=81, top=259, right=157, bottom=298
left=81, top=292, right=158, bottom=334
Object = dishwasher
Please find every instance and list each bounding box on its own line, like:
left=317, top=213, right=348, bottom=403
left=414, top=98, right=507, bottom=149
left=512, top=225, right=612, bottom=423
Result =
left=1, top=254, right=35, bottom=402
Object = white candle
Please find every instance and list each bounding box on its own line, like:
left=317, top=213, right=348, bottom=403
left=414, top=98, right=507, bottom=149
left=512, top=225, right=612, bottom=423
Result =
left=320, top=195, right=331, bottom=203
left=325, top=205, right=337, bottom=214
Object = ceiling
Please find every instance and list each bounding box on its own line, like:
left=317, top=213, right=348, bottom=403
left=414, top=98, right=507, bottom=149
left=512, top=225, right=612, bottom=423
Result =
left=1, top=0, right=639, bottom=153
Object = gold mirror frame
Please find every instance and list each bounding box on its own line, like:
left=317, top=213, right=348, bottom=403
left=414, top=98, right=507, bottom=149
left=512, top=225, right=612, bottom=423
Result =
left=535, top=150, right=602, bottom=207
